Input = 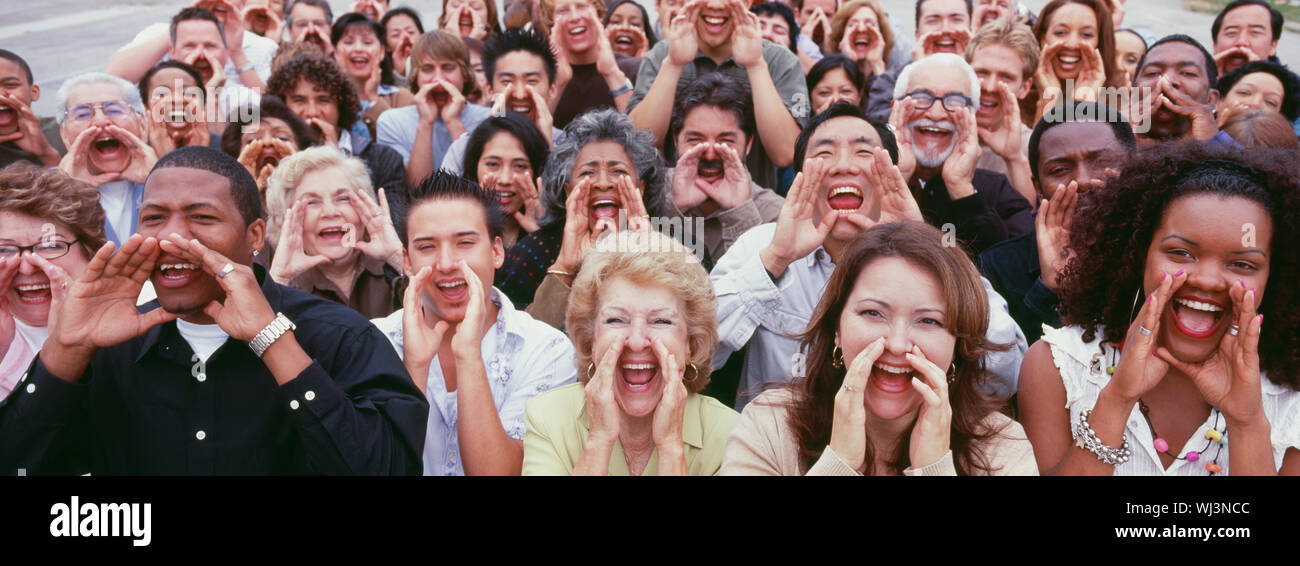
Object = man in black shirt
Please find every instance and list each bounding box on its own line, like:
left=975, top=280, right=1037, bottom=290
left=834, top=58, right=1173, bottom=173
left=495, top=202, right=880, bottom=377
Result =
left=0, top=146, right=427, bottom=475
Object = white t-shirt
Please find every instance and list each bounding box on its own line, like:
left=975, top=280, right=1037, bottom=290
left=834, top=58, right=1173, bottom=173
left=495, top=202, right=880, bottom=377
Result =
left=176, top=319, right=230, bottom=364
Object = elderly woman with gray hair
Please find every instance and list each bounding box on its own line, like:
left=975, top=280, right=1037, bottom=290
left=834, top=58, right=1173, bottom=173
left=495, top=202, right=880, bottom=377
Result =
left=264, top=145, right=406, bottom=319
left=496, top=108, right=670, bottom=328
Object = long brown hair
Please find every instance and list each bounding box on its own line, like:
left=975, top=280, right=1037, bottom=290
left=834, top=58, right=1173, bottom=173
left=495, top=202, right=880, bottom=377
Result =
left=1022, top=0, right=1123, bottom=125
left=785, top=222, right=1009, bottom=475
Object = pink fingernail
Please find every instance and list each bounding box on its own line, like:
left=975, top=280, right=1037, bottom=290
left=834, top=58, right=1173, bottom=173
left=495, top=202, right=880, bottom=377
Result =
left=1161, top=273, right=1167, bottom=282
left=1149, top=293, right=1156, bottom=303
left=1174, top=270, right=1184, bottom=277
left=1258, top=314, right=1264, bottom=324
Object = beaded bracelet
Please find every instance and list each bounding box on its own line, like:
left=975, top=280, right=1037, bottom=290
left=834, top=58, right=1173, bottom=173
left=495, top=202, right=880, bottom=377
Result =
left=1073, top=409, right=1132, bottom=466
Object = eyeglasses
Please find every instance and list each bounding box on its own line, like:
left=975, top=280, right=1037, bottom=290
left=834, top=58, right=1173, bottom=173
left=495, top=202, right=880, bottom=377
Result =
left=63, top=101, right=134, bottom=124
left=0, top=240, right=78, bottom=260
left=904, top=90, right=973, bottom=111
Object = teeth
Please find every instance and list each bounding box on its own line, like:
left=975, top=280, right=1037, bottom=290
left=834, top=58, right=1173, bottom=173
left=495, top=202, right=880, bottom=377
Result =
left=159, top=263, right=199, bottom=271
left=498, top=191, right=516, bottom=197
left=830, top=186, right=862, bottom=197
left=569, top=26, right=586, bottom=34
left=703, top=16, right=726, bottom=25
left=510, top=105, right=531, bottom=113
left=919, top=127, right=950, bottom=134
left=16, top=284, right=50, bottom=291
left=874, top=363, right=912, bottom=374
left=1175, top=298, right=1224, bottom=313
left=437, top=280, right=467, bottom=288
left=591, top=198, right=617, bottom=206
left=621, top=363, right=656, bottom=370
left=1060, top=56, right=1080, bottom=63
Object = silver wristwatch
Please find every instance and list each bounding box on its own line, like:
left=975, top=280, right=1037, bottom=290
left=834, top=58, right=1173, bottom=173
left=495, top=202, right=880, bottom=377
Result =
left=609, top=79, right=634, bottom=98
left=249, top=312, right=296, bottom=358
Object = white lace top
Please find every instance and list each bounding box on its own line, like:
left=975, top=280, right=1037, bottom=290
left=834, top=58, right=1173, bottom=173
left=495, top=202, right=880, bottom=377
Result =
left=1041, top=325, right=1300, bottom=475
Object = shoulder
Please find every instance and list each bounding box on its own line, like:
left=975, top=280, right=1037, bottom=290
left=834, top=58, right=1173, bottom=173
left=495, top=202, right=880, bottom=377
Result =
left=502, top=294, right=572, bottom=350
left=526, top=382, right=586, bottom=421
left=737, top=389, right=797, bottom=430
left=761, top=41, right=800, bottom=69
left=643, top=40, right=670, bottom=64
left=978, top=231, right=1038, bottom=271
left=693, top=393, right=741, bottom=432
left=241, top=31, right=277, bottom=52
left=973, top=412, right=1039, bottom=476
left=377, top=106, right=417, bottom=127
left=733, top=222, right=778, bottom=248
left=369, top=309, right=405, bottom=350
left=462, top=104, right=491, bottom=122
left=973, top=169, right=1013, bottom=190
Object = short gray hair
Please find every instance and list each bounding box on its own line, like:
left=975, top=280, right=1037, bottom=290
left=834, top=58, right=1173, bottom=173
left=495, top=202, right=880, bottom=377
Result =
left=55, top=72, right=146, bottom=125
left=265, top=145, right=374, bottom=245
left=893, top=53, right=981, bottom=108
left=538, top=108, right=667, bottom=228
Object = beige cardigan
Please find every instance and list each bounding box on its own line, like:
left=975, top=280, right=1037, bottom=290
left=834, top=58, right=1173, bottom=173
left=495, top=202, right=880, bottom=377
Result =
left=720, top=389, right=1039, bottom=476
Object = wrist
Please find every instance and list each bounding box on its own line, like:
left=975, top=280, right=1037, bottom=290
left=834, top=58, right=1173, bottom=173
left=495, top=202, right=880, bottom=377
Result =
left=1098, top=381, right=1140, bottom=409
left=603, top=69, right=628, bottom=90
left=744, top=58, right=770, bottom=75
left=759, top=247, right=790, bottom=279
left=228, top=48, right=249, bottom=68
left=1226, top=413, right=1270, bottom=436
left=585, top=430, right=618, bottom=449
left=945, top=179, right=976, bottom=199
left=655, top=439, right=685, bottom=456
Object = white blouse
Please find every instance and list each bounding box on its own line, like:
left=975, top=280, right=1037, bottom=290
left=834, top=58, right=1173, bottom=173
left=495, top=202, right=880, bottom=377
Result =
left=1042, top=325, right=1300, bottom=475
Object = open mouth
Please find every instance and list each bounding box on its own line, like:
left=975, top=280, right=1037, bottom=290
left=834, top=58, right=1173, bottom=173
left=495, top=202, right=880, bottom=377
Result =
left=92, top=135, right=125, bottom=160
left=164, top=108, right=189, bottom=129
left=981, top=12, right=1000, bottom=26
left=826, top=184, right=864, bottom=212
left=1170, top=296, right=1227, bottom=339
left=155, top=262, right=202, bottom=288
left=460, top=16, right=473, bottom=36
left=590, top=196, right=621, bottom=220
left=567, top=24, right=589, bottom=42
left=934, top=35, right=958, bottom=52
left=611, top=30, right=636, bottom=50
left=913, top=123, right=955, bottom=146
left=14, top=281, right=51, bottom=305
left=507, top=96, right=534, bottom=115
left=349, top=54, right=371, bottom=72
left=850, top=32, right=873, bottom=52
left=978, top=96, right=999, bottom=116
left=697, top=158, right=724, bottom=183
left=870, top=361, right=915, bottom=394
left=257, top=150, right=282, bottom=170
left=495, top=190, right=516, bottom=206
left=1057, top=51, right=1081, bottom=73
left=701, top=13, right=729, bottom=34
left=317, top=225, right=350, bottom=243
left=619, top=359, right=659, bottom=392
left=435, top=277, right=469, bottom=303
left=429, top=85, right=451, bottom=108
left=0, top=106, right=15, bottom=129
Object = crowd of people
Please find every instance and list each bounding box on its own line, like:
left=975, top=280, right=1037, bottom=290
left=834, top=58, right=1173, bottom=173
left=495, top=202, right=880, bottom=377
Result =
left=0, top=0, right=1297, bottom=476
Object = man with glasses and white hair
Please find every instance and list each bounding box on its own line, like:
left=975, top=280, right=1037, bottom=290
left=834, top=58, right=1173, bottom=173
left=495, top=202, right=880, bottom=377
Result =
left=890, top=52, right=1032, bottom=255
left=55, top=73, right=158, bottom=247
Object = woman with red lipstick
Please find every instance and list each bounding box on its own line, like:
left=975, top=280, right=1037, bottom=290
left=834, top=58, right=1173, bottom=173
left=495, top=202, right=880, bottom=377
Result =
left=523, top=230, right=739, bottom=475
left=1025, top=0, right=1124, bottom=124
left=263, top=145, right=405, bottom=319
left=720, top=221, right=1037, bottom=475
left=462, top=113, right=550, bottom=249
left=1019, top=142, right=1300, bottom=475
left=0, top=164, right=104, bottom=395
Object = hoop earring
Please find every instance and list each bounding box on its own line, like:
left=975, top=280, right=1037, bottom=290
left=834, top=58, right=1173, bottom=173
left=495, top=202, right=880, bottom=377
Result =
left=947, top=363, right=957, bottom=386
left=832, top=345, right=844, bottom=369
left=1128, top=285, right=1144, bottom=324
left=683, top=363, right=699, bottom=383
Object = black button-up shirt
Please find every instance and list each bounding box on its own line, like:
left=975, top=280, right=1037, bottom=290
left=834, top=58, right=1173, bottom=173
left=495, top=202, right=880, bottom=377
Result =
left=0, top=264, right=428, bottom=475
left=914, top=169, right=1035, bottom=256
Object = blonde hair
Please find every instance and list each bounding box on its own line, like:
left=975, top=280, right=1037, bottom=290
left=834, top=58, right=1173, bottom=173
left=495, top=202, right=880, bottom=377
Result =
left=0, top=163, right=106, bottom=256
left=540, top=0, right=608, bottom=29
left=965, top=17, right=1040, bottom=85
left=828, top=0, right=893, bottom=62
left=264, top=145, right=374, bottom=245
left=566, top=230, right=717, bottom=393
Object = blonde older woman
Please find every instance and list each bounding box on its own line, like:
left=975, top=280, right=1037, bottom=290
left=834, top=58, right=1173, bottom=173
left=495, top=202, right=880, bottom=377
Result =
left=265, top=145, right=405, bottom=318
left=522, top=230, right=739, bottom=476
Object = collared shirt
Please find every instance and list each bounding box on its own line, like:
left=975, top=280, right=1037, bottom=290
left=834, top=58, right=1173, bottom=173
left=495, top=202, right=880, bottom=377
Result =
left=522, top=383, right=740, bottom=476
left=97, top=180, right=144, bottom=246
left=710, top=223, right=1028, bottom=410
left=288, top=255, right=399, bottom=319
left=375, top=104, right=492, bottom=170
left=795, top=34, right=822, bottom=62
left=0, top=264, right=428, bottom=475
left=628, top=40, right=809, bottom=189
left=372, top=288, right=577, bottom=475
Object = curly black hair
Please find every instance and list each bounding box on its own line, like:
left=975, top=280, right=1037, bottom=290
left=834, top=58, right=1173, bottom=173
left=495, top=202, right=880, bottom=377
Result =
left=1058, top=141, right=1300, bottom=390
left=1216, top=60, right=1300, bottom=122
left=266, top=50, right=362, bottom=132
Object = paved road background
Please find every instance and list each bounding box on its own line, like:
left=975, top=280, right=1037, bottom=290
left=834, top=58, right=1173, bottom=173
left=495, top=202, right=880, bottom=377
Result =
left=5, top=0, right=1299, bottom=117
